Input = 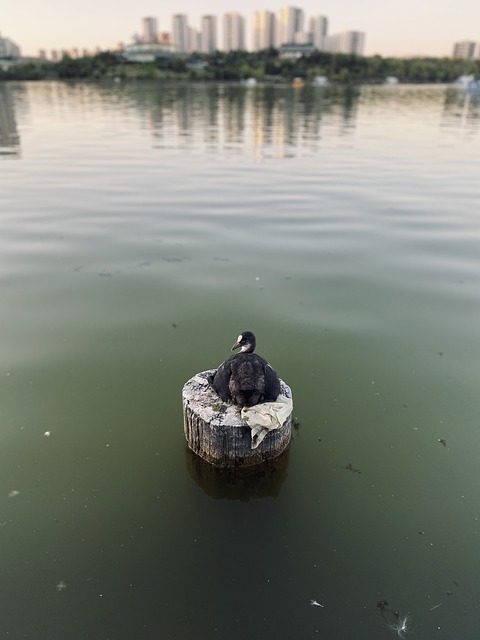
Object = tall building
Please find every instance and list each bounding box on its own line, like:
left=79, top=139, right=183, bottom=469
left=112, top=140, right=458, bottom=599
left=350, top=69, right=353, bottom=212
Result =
left=324, top=31, right=365, bottom=55
left=189, top=27, right=201, bottom=52
left=201, top=15, right=217, bottom=53
left=223, top=12, right=246, bottom=51
left=172, top=14, right=189, bottom=53
left=142, top=17, right=158, bottom=43
left=277, top=6, right=304, bottom=47
left=452, top=41, right=476, bottom=60
left=0, top=33, right=21, bottom=58
left=309, top=15, right=328, bottom=50
left=252, top=10, right=276, bottom=51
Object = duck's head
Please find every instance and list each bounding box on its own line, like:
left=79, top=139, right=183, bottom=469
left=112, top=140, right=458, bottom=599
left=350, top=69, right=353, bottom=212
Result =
left=231, top=331, right=256, bottom=354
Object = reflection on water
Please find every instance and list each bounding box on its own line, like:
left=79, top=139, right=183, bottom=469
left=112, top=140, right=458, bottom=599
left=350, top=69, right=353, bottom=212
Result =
left=2, top=82, right=480, bottom=162
left=132, top=83, right=360, bottom=159
left=441, top=88, right=480, bottom=139
left=126, top=83, right=480, bottom=156
left=0, top=84, right=21, bottom=156
left=185, top=446, right=290, bottom=501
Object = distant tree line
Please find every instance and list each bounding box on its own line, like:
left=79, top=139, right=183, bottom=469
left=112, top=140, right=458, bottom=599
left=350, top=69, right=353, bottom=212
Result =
left=1, top=49, right=479, bottom=84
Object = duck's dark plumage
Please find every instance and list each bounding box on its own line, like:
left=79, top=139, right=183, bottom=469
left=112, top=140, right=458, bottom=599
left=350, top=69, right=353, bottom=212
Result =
left=209, top=331, right=280, bottom=407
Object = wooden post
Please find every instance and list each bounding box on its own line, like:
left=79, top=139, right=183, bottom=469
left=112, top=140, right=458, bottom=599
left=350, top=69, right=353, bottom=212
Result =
left=182, top=370, right=293, bottom=469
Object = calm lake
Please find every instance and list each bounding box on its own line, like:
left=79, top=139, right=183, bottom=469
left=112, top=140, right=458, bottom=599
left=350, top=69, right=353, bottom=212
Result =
left=1, top=80, right=479, bottom=639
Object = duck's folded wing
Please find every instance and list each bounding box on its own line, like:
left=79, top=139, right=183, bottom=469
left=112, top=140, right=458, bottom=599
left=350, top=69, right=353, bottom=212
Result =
left=264, top=363, right=281, bottom=401
left=211, top=360, right=233, bottom=402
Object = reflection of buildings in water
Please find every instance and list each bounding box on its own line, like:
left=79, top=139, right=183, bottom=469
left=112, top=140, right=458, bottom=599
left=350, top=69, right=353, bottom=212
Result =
left=139, top=84, right=222, bottom=150
left=0, top=84, right=21, bottom=156
left=202, top=85, right=220, bottom=146
left=250, top=88, right=309, bottom=159
left=185, top=446, right=290, bottom=501
left=250, top=88, right=279, bottom=156
left=125, top=82, right=359, bottom=158
left=441, top=88, right=480, bottom=140
left=335, top=87, right=360, bottom=134
left=223, top=86, right=246, bottom=148
left=251, top=86, right=359, bottom=159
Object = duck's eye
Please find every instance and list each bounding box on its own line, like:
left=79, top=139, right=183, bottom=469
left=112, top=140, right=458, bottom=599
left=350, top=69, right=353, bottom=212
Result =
left=237, top=334, right=243, bottom=343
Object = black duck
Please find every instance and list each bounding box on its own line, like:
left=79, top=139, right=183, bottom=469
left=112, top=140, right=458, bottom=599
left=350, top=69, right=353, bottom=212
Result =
left=209, top=331, right=280, bottom=408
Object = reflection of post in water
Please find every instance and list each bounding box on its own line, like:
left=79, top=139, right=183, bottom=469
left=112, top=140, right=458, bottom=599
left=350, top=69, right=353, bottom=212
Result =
left=0, top=84, right=21, bottom=157
left=185, top=446, right=289, bottom=502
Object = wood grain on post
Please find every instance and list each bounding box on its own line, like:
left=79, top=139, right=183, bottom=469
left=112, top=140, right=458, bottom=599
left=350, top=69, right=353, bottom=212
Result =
left=182, top=370, right=293, bottom=468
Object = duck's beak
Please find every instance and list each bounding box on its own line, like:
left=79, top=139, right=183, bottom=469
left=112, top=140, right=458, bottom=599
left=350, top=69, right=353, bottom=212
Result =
left=231, top=340, right=241, bottom=351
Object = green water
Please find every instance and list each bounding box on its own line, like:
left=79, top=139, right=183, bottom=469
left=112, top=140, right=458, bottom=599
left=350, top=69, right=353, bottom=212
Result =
left=0, top=81, right=479, bottom=639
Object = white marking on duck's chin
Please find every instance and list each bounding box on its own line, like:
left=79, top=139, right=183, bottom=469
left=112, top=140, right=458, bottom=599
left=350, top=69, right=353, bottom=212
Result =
left=240, top=343, right=251, bottom=352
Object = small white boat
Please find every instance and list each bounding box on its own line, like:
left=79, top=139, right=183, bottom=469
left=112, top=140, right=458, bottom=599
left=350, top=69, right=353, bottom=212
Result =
left=384, top=76, right=399, bottom=85
left=243, top=77, right=257, bottom=87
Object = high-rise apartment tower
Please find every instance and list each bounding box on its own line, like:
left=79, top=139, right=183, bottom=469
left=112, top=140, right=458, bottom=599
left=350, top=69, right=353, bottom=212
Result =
left=277, top=6, right=305, bottom=46
left=252, top=10, right=277, bottom=51
left=223, top=13, right=246, bottom=51
left=309, top=15, right=328, bottom=50
left=172, top=14, right=189, bottom=52
left=142, top=17, right=158, bottom=43
left=452, top=41, right=477, bottom=60
left=324, top=31, right=365, bottom=55
left=201, top=15, right=218, bottom=53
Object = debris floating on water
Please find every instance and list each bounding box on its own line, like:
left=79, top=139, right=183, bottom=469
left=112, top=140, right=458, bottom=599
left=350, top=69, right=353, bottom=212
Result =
left=8, top=490, right=20, bottom=498
left=377, top=600, right=410, bottom=639
left=56, top=581, right=67, bottom=592
left=438, top=438, right=447, bottom=447
left=44, top=431, right=52, bottom=437
left=389, top=614, right=410, bottom=639
left=310, top=599, right=324, bottom=607
left=346, top=463, right=361, bottom=474
left=430, top=603, right=443, bottom=611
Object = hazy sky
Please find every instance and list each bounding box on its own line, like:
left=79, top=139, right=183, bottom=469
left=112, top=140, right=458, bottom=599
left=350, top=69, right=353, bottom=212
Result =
left=2, top=0, right=480, bottom=58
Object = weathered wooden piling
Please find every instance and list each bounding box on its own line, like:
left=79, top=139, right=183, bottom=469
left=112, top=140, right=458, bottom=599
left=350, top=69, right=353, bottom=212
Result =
left=182, top=370, right=293, bottom=469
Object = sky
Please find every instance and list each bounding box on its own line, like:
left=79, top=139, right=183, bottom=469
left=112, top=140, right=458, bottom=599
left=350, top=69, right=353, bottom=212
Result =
left=2, top=0, right=480, bottom=58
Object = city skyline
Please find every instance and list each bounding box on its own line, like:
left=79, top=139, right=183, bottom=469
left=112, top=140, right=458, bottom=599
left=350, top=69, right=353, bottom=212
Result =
left=2, top=0, right=480, bottom=58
